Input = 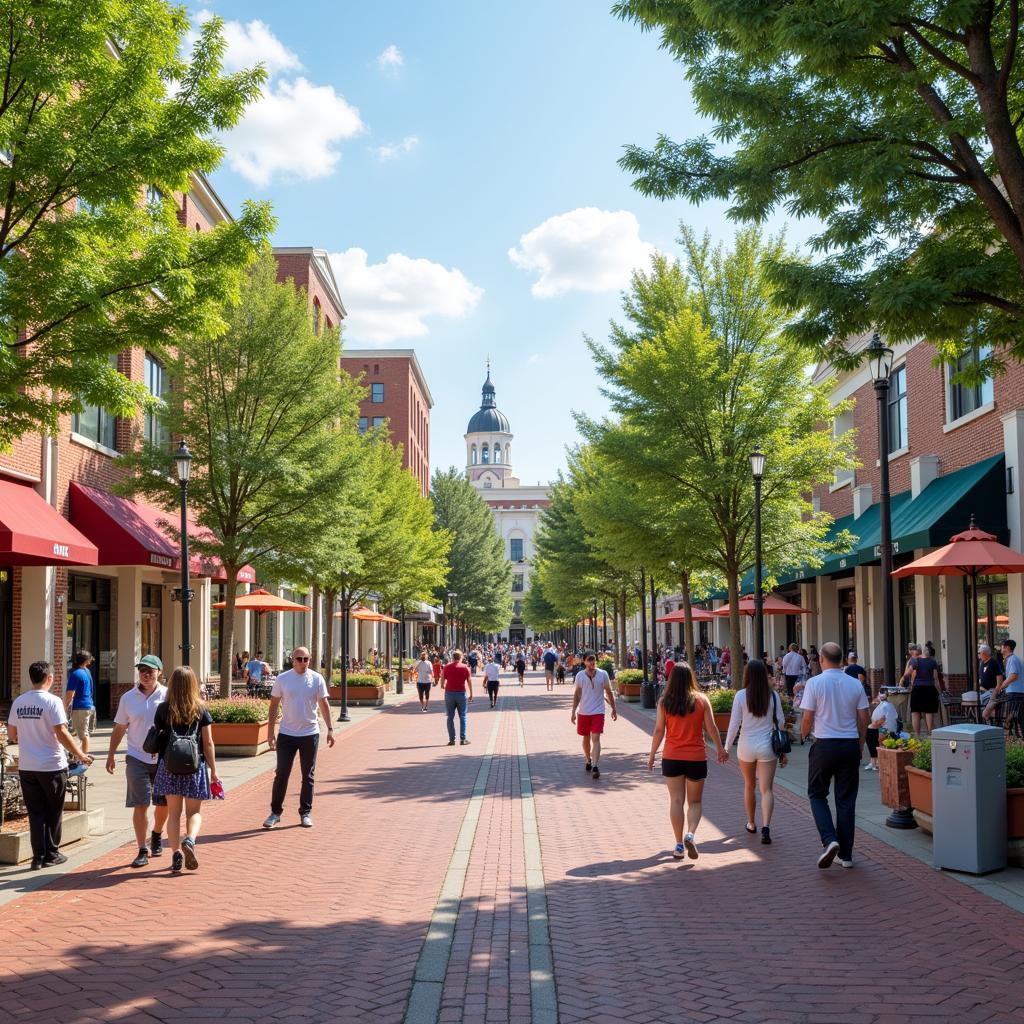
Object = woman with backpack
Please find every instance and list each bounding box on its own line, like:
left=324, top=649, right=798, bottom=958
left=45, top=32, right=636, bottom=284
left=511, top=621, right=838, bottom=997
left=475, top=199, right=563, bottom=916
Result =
left=152, top=666, right=219, bottom=873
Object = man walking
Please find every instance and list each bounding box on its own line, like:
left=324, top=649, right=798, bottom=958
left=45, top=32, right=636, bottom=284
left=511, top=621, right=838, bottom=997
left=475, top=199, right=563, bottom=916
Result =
left=263, top=646, right=335, bottom=830
left=442, top=650, right=473, bottom=745
left=571, top=650, right=617, bottom=780
left=7, top=661, right=93, bottom=869
left=484, top=655, right=501, bottom=707
left=800, top=641, right=869, bottom=868
left=415, top=651, right=435, bottom=711
left=105, top=654, right=169, bottom=868
left=542, top=644, right=558, bottom=692
left=782, top=643, right=806, bottom=699
left=64, top=650, right=97, bottom=755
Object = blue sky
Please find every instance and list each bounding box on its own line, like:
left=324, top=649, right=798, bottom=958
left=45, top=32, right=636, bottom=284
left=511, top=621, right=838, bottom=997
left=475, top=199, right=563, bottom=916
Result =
left=196, top=1, right=809, bottom=484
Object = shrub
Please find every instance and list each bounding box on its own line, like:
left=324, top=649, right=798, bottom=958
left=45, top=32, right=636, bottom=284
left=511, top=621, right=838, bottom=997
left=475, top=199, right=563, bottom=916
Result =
left=346, top=673, right=384, bottom=688
left=1006, top=743, right=1024, bottom=789
left=597, top=657, right=614, bottom=673
left=207, top=698, right=270, bottom=724
left=708, top=689, right=735, bottom=713
left=881, top=735, right=921, bottom=751
left=617, top=669, right=644, bottom=685
left=912, top=739, right=932, bottom=772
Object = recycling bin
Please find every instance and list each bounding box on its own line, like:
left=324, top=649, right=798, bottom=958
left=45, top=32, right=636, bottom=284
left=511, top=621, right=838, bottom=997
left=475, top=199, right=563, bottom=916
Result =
left=931, top=724, right=1006, bottom=874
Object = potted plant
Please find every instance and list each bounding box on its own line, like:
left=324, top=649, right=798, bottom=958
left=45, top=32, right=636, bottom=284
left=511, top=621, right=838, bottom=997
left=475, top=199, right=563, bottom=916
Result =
left=708, top=688, right=735, bottom=741
left=331, top=672, right=385, bottom=706
left=617, top=669, right=644, bottom=702
left=208, top=698, right=271, bottom=756
left=905, top=740, right=933, bottom=821
left=878, top=735, right=922, bottom=821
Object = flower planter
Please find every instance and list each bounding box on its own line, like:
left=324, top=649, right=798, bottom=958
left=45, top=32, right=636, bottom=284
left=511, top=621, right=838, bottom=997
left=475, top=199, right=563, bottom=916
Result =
left=906, top=766, right=933, bottom=817
left=329, top=684, right=384, bottom=707
left=1008, top=788, right=1024, bottom=840
left=879, top=746, right=916, bottom=810
left=211, top=720, right=271, bottom=757
left=620, top=682, right=642, bottom=703
left=714, top=713, right=732, bottom=744
left=903, top=768, right=1024, bottom=842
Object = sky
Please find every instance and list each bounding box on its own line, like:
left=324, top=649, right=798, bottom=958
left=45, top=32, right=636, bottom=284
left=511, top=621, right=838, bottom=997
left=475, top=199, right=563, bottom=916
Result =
left=193, top=1, right=812, bottom=485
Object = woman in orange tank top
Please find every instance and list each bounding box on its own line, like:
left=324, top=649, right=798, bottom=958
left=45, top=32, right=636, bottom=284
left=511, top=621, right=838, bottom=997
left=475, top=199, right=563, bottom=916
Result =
left=647, top=663, right=727, bottom=860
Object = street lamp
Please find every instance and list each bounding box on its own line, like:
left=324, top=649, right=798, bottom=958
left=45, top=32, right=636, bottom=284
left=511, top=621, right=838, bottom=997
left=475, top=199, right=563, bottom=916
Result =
left=446, top=590, right=457, bottom=649
left=174, top=441, right=194, bottom=667
left=750, top=448, right=766, bottom=662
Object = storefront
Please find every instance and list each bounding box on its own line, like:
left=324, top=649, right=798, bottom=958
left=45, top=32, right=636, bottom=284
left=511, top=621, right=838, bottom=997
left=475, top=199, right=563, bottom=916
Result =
left=66, top=573, right=113, bottom=715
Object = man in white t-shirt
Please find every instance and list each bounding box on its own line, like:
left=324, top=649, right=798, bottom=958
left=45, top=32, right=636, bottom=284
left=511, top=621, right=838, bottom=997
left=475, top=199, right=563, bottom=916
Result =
left=7, top=660, right=93, bottom=869
left=484, top=657, right=502, bottom=707
left=800, top=642, right=869, bottom=869
left=415, top=651, right=435, bottom=712
left=263, top=646, right=334, bottom=830
left=571, top=651, right=617, bottom=781
left=781, top=644, right=807, bottom=698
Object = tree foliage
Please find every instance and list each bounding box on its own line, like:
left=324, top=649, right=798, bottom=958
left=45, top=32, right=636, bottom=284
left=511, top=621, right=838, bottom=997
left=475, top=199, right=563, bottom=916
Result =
left=430, top=468, right=512, bottom=634
left=0, top=2, right=272, bottom=446
left=616, top=0, right=1024, bottom=371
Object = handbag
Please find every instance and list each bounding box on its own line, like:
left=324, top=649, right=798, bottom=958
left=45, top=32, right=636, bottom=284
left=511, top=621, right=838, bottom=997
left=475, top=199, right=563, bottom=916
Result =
left=770, top=693, right=792, bottom=757
left=142, top=724, right=165, bottom=756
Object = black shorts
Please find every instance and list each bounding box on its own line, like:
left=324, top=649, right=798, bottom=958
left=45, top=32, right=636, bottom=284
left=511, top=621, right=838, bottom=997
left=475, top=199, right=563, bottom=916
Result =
left=416, top=683, right=432, bottom=697
left=910, top=684, right=939, bottom=714
left=486, top=681, right=500, bottom=696
left=662, top=758, right=708, bottom=780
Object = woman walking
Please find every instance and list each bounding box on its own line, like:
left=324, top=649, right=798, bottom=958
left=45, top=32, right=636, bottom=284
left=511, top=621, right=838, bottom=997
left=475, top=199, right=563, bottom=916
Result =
left=152, top=666, right=219, bottom=873
left=722, top=660, right=788, bottom=844
left=908, top=643, right=945, bottom=736
left=647, top=663, right=727, bottom=860
left=515, top=651, right=527, bottom=686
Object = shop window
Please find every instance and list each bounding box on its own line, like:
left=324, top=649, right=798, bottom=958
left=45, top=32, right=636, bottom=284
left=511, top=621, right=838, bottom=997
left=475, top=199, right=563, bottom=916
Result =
left=510, top=538, right=524, bottom=562
left=144, top=352, right=169, bottom=448
left=838, top=587, right=856, bottom=658
left=141, top=584, right=162, bottom=661
left=887, top=365, right=908, bottom=453
left=281, top=589, right=308, bottom=655
left=948, top=346, right=994, bottom=422
left=371, top=383, right=384, bottom=403
left=975, top=574, right=1009, bottom=649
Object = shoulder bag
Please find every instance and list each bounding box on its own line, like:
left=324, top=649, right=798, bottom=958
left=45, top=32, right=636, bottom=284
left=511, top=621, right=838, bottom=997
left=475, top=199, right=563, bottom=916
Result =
left=770, top=692, right=792, bottom=757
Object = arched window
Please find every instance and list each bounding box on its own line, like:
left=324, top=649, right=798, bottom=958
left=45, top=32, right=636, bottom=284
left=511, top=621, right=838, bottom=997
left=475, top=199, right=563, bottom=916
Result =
left=471, top=445, right=478, bottom=465
left=505, top=444, right=511, bottom=464
left=482, top=443, right=490, bottom=464
left=494, top=445, right=502, bottom=464
left=313, top=298, right=322, bottom=335
left=483, top=479, right=492, bottom=489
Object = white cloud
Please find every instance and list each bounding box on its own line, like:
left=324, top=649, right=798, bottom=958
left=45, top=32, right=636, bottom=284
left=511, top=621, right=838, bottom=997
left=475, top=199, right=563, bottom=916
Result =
left=373, top=135, right=419, bottom=162
left=508, top=207, right=656, bottom=298
left=377, top=44, right=404, bottom=72
left=193, top=10, right=301, bottom=75
left=330, top=248, right=483, bottom=343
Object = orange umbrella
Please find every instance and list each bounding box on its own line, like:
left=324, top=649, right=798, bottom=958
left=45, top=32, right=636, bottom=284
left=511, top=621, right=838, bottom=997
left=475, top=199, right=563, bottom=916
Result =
left=713, top=594, right=809, bottom=617
left=336, top=605, right=390, bottom=621
left=212, top=587, right=311, bottom=612
left=656, top=607, right=715, bottom=622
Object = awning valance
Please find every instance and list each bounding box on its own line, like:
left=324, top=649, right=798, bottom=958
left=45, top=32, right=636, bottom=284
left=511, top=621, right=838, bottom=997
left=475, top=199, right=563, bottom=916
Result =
left=0, top=479, right=98, bottom=566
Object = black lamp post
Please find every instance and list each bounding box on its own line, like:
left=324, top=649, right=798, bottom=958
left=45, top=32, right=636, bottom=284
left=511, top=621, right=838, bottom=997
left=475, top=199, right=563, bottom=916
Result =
left=750, top=448, right=766, bottom=662
left=174, top=441, right=194, bottom=667
left=446, top=590, right=457, bottom=649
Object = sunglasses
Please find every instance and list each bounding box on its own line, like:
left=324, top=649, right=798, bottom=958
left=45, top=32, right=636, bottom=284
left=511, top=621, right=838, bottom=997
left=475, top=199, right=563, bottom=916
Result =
left=294, top=656, right=310, bottom=662
left=138, top=667, right=157, bottom=675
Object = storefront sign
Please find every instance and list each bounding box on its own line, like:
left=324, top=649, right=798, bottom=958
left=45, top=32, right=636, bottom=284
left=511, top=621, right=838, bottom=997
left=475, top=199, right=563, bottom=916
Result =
left=52, top=543, right=69, bottom=559
left=149, top=553, right=174, bottom=568
left=873, top=540, right=900, bottom=558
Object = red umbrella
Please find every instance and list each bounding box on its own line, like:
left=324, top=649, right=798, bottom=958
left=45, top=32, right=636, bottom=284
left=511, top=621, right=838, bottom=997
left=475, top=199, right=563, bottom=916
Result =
left=891, top=520, right=1024, bottom=691
left=713, top=594, right=810, bottom=617
left=656, top=607, right=715, bottom=622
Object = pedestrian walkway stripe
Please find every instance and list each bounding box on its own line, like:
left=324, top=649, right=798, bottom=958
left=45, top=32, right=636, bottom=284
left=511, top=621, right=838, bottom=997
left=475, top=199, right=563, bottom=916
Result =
left=513, top=698, right=558, bottom=1024
left=403, top=708, right=504, bottom=1024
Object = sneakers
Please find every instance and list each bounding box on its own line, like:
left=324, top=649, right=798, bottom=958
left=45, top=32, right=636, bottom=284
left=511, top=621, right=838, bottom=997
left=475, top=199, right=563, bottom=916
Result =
left=171, top=852, right=184, bottom=873
left=817, top=840, right=840, bottom=869
left=131, top=847, right=150, bottom=868
left=300, top=814, right=313, bottom=828
left=584, top=761, right=592, bottom=773
left=29, top=857, right=42, bottom=871
left=421, top=705, right=428, bottom=713
left=672, top=843, right=686, bottom=859
left=761, top=827, right=772, bottom=845
left=864, top=763, right=877, bottom=771
left=150, top=832, right=163, bottom=857
left=181, top=838, right=199, bottom=871
left=41, top=852, right=67, bottom=867
left=447, top=740, right=455, bottom=746
left=460, top=738, right=470, bottom=745
left=683, top=833, right=698, bottom=860
left=839, top=858, right=854, bottom=869
left=591, top=766, right=600, bottom=780
left=262, top=813, right=281, bottom=829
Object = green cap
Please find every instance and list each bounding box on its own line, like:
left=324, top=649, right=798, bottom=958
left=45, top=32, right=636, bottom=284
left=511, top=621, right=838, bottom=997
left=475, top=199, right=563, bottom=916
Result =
left=136, top=654, right=163, bottom=672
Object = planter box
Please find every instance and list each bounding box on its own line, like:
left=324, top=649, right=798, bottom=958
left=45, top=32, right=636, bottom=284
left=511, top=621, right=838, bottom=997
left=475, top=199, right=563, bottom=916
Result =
left=620, top=682, right=642, bottom=703
left=211, top=720, right=271, bottom=757
left=1009, top=788, right=1024, bottom=840
left=906, top=766, right=933, bottom=817
left=0, top=809, right=92, bottom=864
left=329, top=684, right=384, bottom=707
left=879, top=747, right=916, bottom=810
left=714, top=712, right=732, bottom=743
left=909, top=768, right=1024, bottom=841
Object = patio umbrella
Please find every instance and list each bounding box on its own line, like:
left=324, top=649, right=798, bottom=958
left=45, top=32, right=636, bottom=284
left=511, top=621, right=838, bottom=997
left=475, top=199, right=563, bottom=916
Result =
left=656, top=607, right=715, bottom=622
left=713, top=594, right=810, bottom=617
left=892, top=520, right=1024, bottom=691
left=211, top=588, right=312, bottom=613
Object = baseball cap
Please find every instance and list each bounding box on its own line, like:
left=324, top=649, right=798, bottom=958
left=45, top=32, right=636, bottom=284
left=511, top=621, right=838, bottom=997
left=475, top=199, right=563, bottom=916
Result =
left=583, top=649, right=597, bottom=660
left=136, top=654, right=163, bottom=671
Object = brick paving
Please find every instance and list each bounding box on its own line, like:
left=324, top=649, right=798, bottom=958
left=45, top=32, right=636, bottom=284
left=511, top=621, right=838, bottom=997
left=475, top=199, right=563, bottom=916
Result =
left=3, top=672, right=1024, bottom=1024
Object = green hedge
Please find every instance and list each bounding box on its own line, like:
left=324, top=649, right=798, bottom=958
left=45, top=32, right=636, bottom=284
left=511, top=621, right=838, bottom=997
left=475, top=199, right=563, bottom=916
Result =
left=597, top=658, right=614, bottom=673
left=616, top=669, right=644, bottom=685
left=208, top=698, right=270, bottom=724
left=345, top=673, right=384, bottom=688
left=912, top=739, right=932, bottom=772
left=708, top=689, right=735, bottom=713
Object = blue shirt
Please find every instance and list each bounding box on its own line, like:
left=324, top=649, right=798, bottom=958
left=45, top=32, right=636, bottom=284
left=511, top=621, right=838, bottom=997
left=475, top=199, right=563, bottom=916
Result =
left=1004, top=653, right=1024, bottom=694
left=66, top=667, right=95, bottom=710
left=542, top=651, right=558, bottom=670
left=245, top=659, right=265, bottom=683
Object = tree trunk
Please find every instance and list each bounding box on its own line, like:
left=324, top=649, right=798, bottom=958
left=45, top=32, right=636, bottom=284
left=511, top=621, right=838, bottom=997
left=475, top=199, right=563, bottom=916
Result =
left=727, top=563, right=742, bottom=689
left=611, top=599, right=620, bottom=669
left=310, top=584, right=320, bottom=674
left=323, top=588, right=338, bottom=686
left=219, top=575, right=239, bottom=698
left=619, top=590, right=627, bottom=669
left=680, top=571, right=695, bottom=668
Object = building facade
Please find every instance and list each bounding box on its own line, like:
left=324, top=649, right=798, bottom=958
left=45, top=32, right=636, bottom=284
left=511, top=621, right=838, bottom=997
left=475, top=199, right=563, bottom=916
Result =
left=464, top=369, right=549, bottom=642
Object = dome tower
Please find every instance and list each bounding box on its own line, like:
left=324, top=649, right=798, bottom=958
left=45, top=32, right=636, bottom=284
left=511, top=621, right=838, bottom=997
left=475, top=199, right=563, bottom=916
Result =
left=465, top=364, right=513, bottom=488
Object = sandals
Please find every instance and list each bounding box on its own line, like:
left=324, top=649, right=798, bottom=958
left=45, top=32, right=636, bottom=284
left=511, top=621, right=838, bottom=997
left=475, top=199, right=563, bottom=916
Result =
left=745, top=823, right=757, bottom=834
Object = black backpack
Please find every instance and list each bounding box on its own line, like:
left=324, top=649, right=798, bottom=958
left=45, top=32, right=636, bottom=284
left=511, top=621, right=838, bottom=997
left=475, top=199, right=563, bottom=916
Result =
left=164, top=719, right=201, bottom=776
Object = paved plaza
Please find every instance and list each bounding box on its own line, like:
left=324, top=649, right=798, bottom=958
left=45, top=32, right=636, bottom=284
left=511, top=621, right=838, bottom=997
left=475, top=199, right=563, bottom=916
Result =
left=3, top=671, right=1024, bottom=1024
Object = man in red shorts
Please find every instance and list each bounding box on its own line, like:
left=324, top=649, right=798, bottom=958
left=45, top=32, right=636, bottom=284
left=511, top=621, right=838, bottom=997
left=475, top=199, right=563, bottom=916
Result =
left=571, top=650, right=617, bottom=780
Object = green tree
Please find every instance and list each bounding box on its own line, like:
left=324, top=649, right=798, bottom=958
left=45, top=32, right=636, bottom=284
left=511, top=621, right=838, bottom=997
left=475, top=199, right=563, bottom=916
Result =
left=616, top=1, right=1024, bottom=369
left=0, top=3, right=272, bottom=446
left=117, top=252, right=363, bottom=692
left=430, top=468, right=512, bottom=637
left=582, top=229, right=855, bottom=675
left=521, top=570, right=567, bottom=635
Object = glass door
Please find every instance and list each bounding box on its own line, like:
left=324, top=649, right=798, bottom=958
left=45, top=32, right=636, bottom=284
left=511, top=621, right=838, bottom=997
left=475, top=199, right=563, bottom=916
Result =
left=0, top=568, right=12, bottom=705
left=839, top=587, right=857, bottom=656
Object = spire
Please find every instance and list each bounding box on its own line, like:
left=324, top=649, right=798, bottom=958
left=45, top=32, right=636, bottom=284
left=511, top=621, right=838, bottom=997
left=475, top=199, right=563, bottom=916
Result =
left=481, top=361, right=496, bottom=408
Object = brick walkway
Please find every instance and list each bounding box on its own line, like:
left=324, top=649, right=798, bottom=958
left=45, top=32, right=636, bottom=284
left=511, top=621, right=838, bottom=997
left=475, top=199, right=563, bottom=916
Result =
left=2, top=674, right=1024, bottom=1024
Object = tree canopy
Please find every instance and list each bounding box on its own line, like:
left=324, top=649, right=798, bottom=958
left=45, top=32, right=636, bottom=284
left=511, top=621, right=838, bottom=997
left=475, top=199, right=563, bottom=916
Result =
left=616, top=0, right=1024, bottom=371
left=0, top=2, right=271, bottom=446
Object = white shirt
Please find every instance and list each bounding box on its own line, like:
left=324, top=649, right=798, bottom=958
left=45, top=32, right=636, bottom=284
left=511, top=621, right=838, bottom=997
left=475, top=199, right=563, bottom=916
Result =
left=271, top=668, right=329, bottom=737
left=484, top=662, right=501, bottom=682
left=724, top=688, right=786, bottom=752
left=574, top=669, right=610, bottom=716
left=8, top=689, right=68, bottom=772
left=800, top=668, right=868, bottom=738
left=114, top=683, right=168, bottom=764
left=871, top=699, right=899, bottom=734
left=416, top=660, right=434, bottom=685
left=782, top=651, right=806, bottom=676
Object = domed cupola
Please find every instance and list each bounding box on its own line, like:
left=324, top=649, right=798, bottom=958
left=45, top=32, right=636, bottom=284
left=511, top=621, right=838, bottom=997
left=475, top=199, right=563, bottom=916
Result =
left=465, top=362, right=513, bottom=486
left=466, top=370, right=511, bottom=434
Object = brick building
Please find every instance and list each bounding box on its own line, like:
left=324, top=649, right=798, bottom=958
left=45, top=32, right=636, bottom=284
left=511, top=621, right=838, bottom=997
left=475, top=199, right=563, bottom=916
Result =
left=339, top=349, right=433, bottom=497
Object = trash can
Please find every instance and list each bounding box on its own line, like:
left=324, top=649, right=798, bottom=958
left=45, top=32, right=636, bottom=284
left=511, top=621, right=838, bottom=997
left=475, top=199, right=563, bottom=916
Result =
left=641, top=678, right=658, bottom=709
left=931, top=724, right=1006, bottom=875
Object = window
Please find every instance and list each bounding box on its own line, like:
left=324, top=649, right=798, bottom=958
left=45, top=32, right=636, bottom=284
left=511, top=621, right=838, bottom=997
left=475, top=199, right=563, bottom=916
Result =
left=358, top=417, right=368, bottom=434
left=312, top=298, right=321, bottom=336
left=510, top=538, right=524, bottom=562
left=145, top=185, right=164, bottom=219
left=512, top=573, right=524, bottom=593
left=282, top=589, right=309, bottom=654
left=887, top=365, right=908, bottom=453
left=73, top=354, right=119, bottom=450
left=471, top=445, right=478, bottom=465
left=483, top=479, right=492, bottom=489
left=512, top=600, right=522, bottom=618
left=144, top=353, right=168, bottom=447
left=372, top=416, right=387, bottom=428
left=482, top=443, right=490, bottom=464
left=371, top=383, right=384, bottom=403
left=494, top=446, right=502, bottom=464
left=948, top=347, right=994, bottom=422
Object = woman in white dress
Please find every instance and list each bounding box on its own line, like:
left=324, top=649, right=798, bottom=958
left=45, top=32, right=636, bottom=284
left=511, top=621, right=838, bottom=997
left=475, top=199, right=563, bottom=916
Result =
left=723, top=659, right=788, bottom=844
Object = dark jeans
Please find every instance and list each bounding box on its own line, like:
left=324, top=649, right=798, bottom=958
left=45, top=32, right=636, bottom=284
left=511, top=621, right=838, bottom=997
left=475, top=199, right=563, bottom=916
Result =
left=807, top=738, right=861, bottom=860
left=784, top=675, right=798, bottom=698
left=486, top=682, right=500, bottom=701
left=865, top=728, right=880, bottom=758
left=445, top=691, right=468, bottom=742
left=270, top=734, right=319, bottom=816
left=19, top=769, right=67, bottom=861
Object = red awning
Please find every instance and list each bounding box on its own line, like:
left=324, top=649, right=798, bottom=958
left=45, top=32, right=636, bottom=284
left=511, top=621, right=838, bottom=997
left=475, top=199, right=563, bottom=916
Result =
left=70, top=483, right=255, bottom=582
left=0, top=478, right=98, bottom=566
